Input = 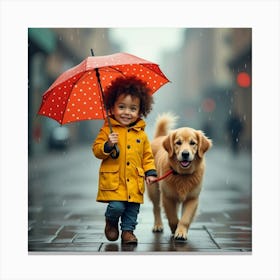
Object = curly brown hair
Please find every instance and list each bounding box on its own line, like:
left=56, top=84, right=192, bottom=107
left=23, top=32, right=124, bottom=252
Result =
left=104, top=76, right=154, bottom=117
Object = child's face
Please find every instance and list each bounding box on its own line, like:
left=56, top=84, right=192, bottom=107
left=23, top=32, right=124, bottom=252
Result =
left=112, top=94, right=140, bottom=126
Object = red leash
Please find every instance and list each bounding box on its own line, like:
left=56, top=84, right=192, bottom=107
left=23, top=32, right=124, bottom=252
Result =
left=153, top=169, right=175, bottom=183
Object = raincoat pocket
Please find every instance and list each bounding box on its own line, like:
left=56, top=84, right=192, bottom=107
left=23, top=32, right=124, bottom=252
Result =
left=136, top=167, right=145, bottom=194
left=99, top=165, right=119, bottom=190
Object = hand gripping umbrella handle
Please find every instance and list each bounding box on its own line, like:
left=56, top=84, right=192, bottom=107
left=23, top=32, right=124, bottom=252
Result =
left=106, top=105, right=120, bottom=159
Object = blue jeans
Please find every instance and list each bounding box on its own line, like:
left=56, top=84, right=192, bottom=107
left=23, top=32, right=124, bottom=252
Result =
left=105, top=201, right=140, bottom=231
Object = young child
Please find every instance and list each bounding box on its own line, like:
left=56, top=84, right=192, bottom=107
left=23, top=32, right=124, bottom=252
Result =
left=92, top=76, right=158, bottom=244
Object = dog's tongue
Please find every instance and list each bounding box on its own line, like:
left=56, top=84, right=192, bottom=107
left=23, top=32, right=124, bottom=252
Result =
left=181, top=161, right=190, bottom=167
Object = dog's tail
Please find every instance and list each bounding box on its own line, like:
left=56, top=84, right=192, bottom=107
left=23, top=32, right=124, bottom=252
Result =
left=154, top=112, right=178, bottom=139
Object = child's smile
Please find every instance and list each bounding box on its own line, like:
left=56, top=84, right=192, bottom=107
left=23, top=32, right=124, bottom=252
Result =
left=112, top=94, right=140, bottom=126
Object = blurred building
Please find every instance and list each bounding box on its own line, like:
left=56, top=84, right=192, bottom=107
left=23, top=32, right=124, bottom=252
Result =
left=228, top=28, right=252, bottom=151
left=28, top=28, right=120, bottom=157
left=28, top=28, right=56, bottom=156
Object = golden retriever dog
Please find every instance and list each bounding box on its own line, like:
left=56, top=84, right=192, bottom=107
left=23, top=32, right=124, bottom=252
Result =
left=147, top=113, right=212, bottom=240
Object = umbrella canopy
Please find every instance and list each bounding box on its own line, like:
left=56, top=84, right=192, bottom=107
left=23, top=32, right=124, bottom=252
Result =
left=38, top=52, right=170, bottom=125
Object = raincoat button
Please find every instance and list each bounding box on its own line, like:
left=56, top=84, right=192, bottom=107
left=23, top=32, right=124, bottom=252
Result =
left=128, top=129, right=131, bottom=132
left=127, top=178, right=129, bottom=182
left=127, top=162, right=130, bottom=166
left=127, top=145, right=131, bottom=149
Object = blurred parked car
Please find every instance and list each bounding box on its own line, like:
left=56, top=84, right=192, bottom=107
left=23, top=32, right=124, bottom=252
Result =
left=48, top=126, right=70, bottom=150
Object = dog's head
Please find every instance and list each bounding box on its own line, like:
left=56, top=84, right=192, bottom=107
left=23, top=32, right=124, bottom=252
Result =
left=163, top=127, right=212, bottom=172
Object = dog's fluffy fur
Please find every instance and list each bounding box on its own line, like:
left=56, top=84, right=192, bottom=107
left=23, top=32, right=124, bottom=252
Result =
left=147, top=113, right=212, bottom=240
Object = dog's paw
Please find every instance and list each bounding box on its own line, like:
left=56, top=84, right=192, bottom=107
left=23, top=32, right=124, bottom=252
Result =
left=152, top=225, right=163, bottom=233
left=174, top=228, right=187, bottom=241
left=174, top=235, right=187, bottom=242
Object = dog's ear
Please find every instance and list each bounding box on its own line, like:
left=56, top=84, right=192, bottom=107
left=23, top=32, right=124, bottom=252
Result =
left=196, top=130, right=212, bottom=158
left=163, top=133, right=175, bottom=157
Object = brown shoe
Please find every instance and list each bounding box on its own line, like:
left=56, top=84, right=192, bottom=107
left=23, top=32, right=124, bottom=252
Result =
left=105, top=219, right=119, bottom=241
left=121, top=231, right=138, bottom=244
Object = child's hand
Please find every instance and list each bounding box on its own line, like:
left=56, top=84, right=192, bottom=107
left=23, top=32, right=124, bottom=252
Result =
left=145, top=176, right=158, bottom=185
left=108, top=132, right=119, bottom=147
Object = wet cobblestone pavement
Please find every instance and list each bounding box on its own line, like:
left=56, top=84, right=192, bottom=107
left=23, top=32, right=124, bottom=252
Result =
left=28, top=145, right=252, bottom=254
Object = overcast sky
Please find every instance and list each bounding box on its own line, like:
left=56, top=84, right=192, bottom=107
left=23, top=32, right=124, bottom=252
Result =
left=109, top=28, right=184, bottom=63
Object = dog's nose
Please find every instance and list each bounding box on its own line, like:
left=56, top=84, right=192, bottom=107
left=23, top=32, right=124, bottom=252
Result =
left=181, top=151, right=189, bottom=160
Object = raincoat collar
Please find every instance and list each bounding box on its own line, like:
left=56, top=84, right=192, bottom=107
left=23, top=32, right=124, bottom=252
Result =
left=106, top=116, right=146, bottom=131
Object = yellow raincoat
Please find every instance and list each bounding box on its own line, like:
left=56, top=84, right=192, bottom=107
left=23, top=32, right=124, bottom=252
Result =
left=92, top=117, right=156, bottom=204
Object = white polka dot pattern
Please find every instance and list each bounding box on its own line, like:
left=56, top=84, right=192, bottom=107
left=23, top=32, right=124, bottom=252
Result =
left=38, top=52, right=170, bottom=124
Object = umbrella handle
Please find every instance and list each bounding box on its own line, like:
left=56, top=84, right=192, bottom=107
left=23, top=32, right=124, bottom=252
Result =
left=91, top=49, right=119, bottom=159
left=111, top=144, right=120, bottom=159
left=108, top=118, right=120, bottom=159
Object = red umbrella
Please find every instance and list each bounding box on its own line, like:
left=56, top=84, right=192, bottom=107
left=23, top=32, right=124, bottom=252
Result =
left=38, top=51, right=169, bottom=125
left=38, top=50, right=170, bottom=158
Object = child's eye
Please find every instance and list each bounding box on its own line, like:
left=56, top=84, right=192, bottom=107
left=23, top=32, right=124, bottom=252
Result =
left=118, top=105, right=125, bottom=109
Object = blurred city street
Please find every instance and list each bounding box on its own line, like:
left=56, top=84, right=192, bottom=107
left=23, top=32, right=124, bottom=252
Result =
left=26, top=27, right=252, bottom=255
left=28, top=143, right=252, bottom=254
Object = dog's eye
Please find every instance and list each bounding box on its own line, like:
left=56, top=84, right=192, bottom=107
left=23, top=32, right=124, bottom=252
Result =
left=190, top=140, right=196, bottom=145
left=175, top=140, right=182, bottom=146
